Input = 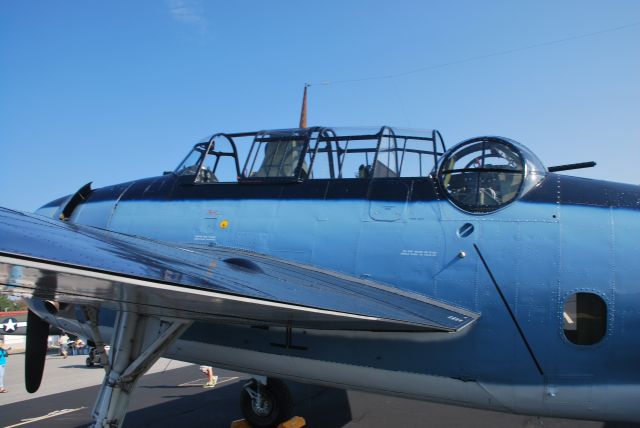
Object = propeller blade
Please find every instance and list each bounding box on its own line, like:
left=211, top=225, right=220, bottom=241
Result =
left=25, top=309, right=49, bottom=393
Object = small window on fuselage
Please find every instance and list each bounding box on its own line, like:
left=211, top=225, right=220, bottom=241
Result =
left=563, top=293, right=607, bottom=345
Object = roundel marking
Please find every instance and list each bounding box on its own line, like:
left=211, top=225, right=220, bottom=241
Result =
left=1, top=317, right=18, bottom=333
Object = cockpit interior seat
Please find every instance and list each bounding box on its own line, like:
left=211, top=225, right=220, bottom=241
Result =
left=372, top=160, right=398, bottom=178
left=255, top=140, right=305, bottom=178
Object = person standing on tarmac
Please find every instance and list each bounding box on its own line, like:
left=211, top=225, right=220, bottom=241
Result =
left=58, top=333, right=69, bottom=358
left=0, top=340, right=11, bottom=393
left=200, top=365, right=218, bottom=388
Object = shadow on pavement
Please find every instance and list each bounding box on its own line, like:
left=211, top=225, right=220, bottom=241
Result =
left=603, top=423, right=640, bottom=428
left=122, top=380, right=352, bottom=428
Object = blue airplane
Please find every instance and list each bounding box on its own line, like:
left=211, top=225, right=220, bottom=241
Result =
left=1, top=119, right=639, bottom=427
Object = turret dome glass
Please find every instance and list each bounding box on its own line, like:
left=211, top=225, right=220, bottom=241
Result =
left=437, top=136, right=545, bottom=213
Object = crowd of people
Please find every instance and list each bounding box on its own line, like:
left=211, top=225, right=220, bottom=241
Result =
left=57, top=334, right=87, bottom=358
left=1, top=335, right=220, bottom=394
left=0, top=333, right=91, bottom=394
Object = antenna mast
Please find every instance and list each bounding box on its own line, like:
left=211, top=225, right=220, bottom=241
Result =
left=299, top=84, right=308, bottom=128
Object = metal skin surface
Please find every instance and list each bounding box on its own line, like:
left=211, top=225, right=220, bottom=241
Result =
left=0, top=208, right=477, bottom=332
left=2, top=131, right=640, bottom=423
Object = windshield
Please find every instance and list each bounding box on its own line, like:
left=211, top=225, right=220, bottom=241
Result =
left=174, top=143, right=207, bottom=176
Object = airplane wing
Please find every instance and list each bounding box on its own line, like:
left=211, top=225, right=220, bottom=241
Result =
left=0, top=208, right=479, bottom=332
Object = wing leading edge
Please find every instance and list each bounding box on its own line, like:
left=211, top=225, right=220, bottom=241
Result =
left=0, top=208, right=479, bottom=332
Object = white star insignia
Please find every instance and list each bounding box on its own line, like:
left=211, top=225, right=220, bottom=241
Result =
left=2, top=318, right=17, bottom=333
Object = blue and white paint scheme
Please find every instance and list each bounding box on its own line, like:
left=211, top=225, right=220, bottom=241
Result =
left=1, top=126, right=639, bottom=427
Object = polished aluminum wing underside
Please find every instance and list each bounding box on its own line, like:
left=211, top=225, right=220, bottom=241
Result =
left=0, top=208, right=479, bottom=332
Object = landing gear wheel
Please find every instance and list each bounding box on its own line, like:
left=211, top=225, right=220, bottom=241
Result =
left=86, top=357, right=94, bottom=367
left=240, top=378, right=292, bottom=428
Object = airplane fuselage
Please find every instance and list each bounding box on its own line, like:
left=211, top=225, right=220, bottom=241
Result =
left=34, top=169, right=640, bottom=422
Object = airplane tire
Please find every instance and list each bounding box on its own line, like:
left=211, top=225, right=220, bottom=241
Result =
left=240, top=378, right=292, bottom=428
left=86, top=357, right=94, bottom=367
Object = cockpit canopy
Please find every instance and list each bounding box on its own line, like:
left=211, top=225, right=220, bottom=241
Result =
left=437, top=136, right=546, bottom=213
left=174, top=126, right=446, bottom=183
left=173, top=128, right=546, bottom=214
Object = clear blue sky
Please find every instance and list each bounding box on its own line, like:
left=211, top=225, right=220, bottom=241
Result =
left=1, top=1, right=639, bottom=212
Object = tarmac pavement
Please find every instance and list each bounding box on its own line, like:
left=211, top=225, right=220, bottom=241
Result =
left=0, top=351, right=638, bottom=428
left=0, top=350, right=191, bottom=407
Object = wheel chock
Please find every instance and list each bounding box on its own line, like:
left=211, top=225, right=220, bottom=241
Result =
left=278, top=416, right=307, bottom=428
left=230, top=416, right=306, bottom=428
